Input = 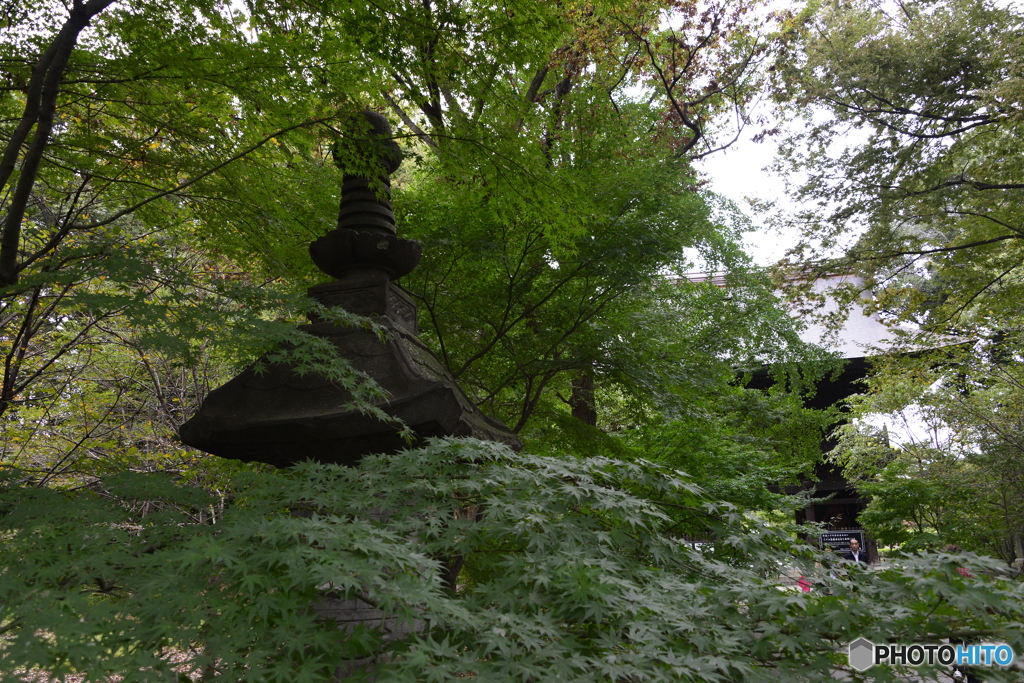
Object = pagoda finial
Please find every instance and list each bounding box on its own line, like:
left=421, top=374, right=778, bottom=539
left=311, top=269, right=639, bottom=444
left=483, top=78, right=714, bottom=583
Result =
left=309, top=111, right=421, bottom=280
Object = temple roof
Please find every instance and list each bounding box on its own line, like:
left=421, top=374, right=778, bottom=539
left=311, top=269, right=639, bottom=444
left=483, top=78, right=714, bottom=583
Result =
left=793, top=274, right=900, bottom=361
left=685, top=271, right=902, bottom=361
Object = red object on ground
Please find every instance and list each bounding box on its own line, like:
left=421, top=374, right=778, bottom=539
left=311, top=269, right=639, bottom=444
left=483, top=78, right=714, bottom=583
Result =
left=798, top=576, right=811, bottom=592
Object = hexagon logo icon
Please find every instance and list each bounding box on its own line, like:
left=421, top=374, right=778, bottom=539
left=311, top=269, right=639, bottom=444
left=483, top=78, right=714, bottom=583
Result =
left=849, top=638, right=875, bottom=671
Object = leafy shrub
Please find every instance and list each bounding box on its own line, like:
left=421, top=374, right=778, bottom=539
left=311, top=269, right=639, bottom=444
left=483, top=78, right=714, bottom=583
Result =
left=2, top=439, right=1022, bottom=682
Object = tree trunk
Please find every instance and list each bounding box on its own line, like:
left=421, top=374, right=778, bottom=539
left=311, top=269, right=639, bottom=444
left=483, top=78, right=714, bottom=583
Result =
left=0, top=0, right=116, bottom=285
left=570, top=370, right=596, bottom=427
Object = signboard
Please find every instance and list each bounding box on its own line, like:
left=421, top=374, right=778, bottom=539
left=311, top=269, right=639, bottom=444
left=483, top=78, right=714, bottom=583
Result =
left=819, top=530, right=864, bottom=553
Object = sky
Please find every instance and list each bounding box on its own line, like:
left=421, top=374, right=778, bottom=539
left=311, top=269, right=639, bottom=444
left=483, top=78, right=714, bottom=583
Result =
left=698, top=130, right=796, bottom=267
left=690, top=0, right=805, bottom=269
left=700, top=109, right=946, bottom=449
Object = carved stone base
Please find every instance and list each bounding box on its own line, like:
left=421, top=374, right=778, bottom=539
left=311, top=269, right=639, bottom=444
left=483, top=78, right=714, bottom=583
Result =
left=315, top=596, right=423, bottom=682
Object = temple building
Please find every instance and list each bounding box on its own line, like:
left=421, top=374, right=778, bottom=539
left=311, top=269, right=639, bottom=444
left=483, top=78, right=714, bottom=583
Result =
left=688, top=271, right=904, bottom=562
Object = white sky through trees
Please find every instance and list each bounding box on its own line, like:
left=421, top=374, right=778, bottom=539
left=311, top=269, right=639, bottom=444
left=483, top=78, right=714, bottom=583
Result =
left=698, top=127, right=793, bottom=266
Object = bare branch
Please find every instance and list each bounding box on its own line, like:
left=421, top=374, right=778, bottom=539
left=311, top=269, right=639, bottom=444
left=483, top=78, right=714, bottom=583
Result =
left=382, top=91, right=437, bottom=149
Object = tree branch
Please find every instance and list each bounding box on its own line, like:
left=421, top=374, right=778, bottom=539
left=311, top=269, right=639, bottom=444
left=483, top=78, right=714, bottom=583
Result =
left=514, top=65, right=549, bottom=133
left=382, top=91, right=437, bottom=149
left=0, top=0, right=117, bottom=284
left=851, top=233, right=1021, bottom=261
left=63, top=117, right=338, bottom=234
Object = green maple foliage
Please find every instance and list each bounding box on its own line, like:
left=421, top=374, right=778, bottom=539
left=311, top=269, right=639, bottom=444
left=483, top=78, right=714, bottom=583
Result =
left=6, top=2, right=1023, bottom=682
left=770, top=0, right=1024, bottom=333
left=3, top=438, right=1023, bottom=682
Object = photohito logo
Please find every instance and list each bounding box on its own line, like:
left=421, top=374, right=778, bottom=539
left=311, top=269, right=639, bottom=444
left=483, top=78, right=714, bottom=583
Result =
left=848, top=638, right=1015, bottom=671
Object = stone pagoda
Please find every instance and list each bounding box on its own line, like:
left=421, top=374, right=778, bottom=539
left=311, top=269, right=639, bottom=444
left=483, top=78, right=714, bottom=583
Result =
left=180, top=111, right=521, bottom=466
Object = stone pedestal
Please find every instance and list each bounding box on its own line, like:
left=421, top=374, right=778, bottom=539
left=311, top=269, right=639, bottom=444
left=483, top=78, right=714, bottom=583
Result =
left=315, top=596, right=423, bottom=681
left=178, top=274, right=521, bottom=466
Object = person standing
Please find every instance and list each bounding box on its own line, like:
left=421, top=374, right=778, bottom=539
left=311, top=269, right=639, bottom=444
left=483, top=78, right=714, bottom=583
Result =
left=843, top=538, right=868, bottom=565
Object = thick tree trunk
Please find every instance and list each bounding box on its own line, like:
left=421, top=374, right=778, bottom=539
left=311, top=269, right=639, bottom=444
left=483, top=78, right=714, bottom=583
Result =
left=570, top=370, right=596, bottom=427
